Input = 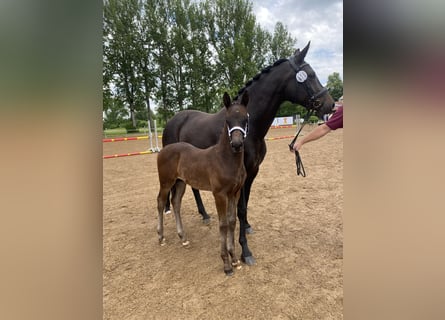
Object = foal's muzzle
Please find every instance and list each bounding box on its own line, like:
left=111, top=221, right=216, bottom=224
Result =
left=230, top=139, right=243, bottom=153
left=228, top=126, right=247, bottom=153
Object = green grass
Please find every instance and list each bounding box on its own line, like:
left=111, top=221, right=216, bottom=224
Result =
left=103, top=127, right=163, bottom=138
left=104, top=128, right=126, bottom=136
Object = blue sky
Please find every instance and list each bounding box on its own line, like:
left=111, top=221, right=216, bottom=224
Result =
left=251, top=0, right=343, bottom=85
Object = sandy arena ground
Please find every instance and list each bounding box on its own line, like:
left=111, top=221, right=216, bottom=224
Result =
left=103, top=125, right=343, bottom=319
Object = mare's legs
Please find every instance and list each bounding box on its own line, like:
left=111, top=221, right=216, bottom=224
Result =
left=242, top=169, right=259, bottom=234
left=237, top=169, right=260, bottom=266
left=237, top=187, right=254, bottom=265
left=192, top=188, right=211, bottom=223
left=213, top=192, right=232, bottom=275
left=171, top=180, right=189, bottom=246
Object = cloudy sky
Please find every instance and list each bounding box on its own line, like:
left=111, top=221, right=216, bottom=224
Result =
left=251, top=0, right=343, bottom=85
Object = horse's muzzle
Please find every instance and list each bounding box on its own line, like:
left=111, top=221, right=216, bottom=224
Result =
left=229, top=129, right=246, bottom=153
left=230, top=141, right=244, bottom=153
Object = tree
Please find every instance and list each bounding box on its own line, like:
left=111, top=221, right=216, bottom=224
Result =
left=187, top=1, right=219, bottom=112
left=326, top=72, right=343, bottom=101
left=103, top=0, right=145, bottom=128
left=277, top=101, right=309, bottom=118
left=268, top=22, right=297, bottom=64
left=149, top=0, right=176, bottom=121
left=250, top=24, right=272, bottom=70
left=137, top=0, right=158, bottom=128
left=102, top=0, right=303, bottom=128
left=204, top=0, right=260, bottom=97
left=103, top=96, right=128, bottom=129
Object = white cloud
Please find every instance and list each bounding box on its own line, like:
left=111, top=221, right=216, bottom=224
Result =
left=252, top=0, right=343, bottom=85
left=255, top=6, right=275, bottom=29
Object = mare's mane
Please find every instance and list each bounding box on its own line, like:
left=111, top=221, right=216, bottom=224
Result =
left=233, top=58, right=288, bottom=100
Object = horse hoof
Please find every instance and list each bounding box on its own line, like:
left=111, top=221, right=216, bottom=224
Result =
left=202, top=217, right=211, bottom=225
left=159, top=238, right=166, bottom=246
left=164, top=209, right=171, bottom=215
left=245, top=226, right=254, bottom=234
left=241, top=255, right=256, bottom=266
left=232, top=260, right=242, bottom=269
left=224, top=269, right=234, bottom=276
left=182, top=240, right=190, bottom=247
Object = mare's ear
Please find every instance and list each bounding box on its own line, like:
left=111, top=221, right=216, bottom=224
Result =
left=241, top=90, right=249, bottom=107
left=223, top=92, right=231, bottom=109
left=295, top=41, right=311, bottom=64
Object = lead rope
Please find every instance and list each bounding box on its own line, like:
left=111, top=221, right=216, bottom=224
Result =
left=288, top=109, right=314, bottom=177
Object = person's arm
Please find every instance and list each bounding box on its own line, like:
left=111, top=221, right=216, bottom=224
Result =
left=292, top=123, right=332, bottom=151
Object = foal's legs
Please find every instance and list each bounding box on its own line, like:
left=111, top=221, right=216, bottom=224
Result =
left=164, top=185, right=176, bottom=214
left=171, top=180, right=189, bottom=246
left=157, top=187, right=170, bottom=245
left=227, top=195, right=241, bottom=270
left=164, top=190, right=172, bottom=214
left=213, top=192, right=232, bottom=275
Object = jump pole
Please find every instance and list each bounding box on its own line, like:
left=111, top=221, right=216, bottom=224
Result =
left=103, top=130, right=292, bottom=159
left=265, top=135, right=294, bottom=141
left=102, top=136, right=148, bottom=143
left=103, top=150, right=154, bottom=159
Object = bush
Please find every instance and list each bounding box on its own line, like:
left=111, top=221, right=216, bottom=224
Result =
left=103, top=119, right=121, bottom=130
left=309, top=115, right=319, bottom=123
left=121, top=121, right=136, bottom=133
left=137, top=120, right=148, bottom=128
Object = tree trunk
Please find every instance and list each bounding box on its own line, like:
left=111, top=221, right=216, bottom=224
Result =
left=131, top=107, right=137, bottom=128
left=144, top=79, right=153, bottom=128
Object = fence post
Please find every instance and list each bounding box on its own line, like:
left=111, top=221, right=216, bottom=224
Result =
left=295, top=114, right=301, bottom=132
left=147, top=121, right=154, bottom=151
left=153, top=120, right=160, bottom=152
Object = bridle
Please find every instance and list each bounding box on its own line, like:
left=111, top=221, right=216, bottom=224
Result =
left=287, top=56, right=329, bottom=177
left=288, top=57, right=328, bottom=110
left=287, top=111, right=312, bottom=177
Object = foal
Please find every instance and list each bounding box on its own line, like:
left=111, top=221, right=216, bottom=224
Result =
left=156, top=91, right=249, bottom=275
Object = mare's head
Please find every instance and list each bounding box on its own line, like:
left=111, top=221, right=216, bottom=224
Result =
left=223, top=91, right=249, bottom=153
left=284, top=42, right=335, bottom=118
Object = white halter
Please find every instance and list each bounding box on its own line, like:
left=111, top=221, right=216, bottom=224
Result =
left=227, top=125, right=248, bottom=138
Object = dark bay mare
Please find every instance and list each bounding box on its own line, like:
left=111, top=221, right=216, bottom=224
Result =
left=157, top=92, right=249, bottom=275
left=162, top=42, right=334, bottom=266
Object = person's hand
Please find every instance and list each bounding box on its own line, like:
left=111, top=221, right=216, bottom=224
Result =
left=289, top=140, right=302, bottom=152
left=293, top=141, right=302, bottom=151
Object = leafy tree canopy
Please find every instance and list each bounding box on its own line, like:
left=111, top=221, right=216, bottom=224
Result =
left=326, top=72, right=343, bottom=101
left=103, top=0, right=342, bottom=130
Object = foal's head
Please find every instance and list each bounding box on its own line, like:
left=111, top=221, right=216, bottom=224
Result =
left=223, top=91, right=249, bottom=153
